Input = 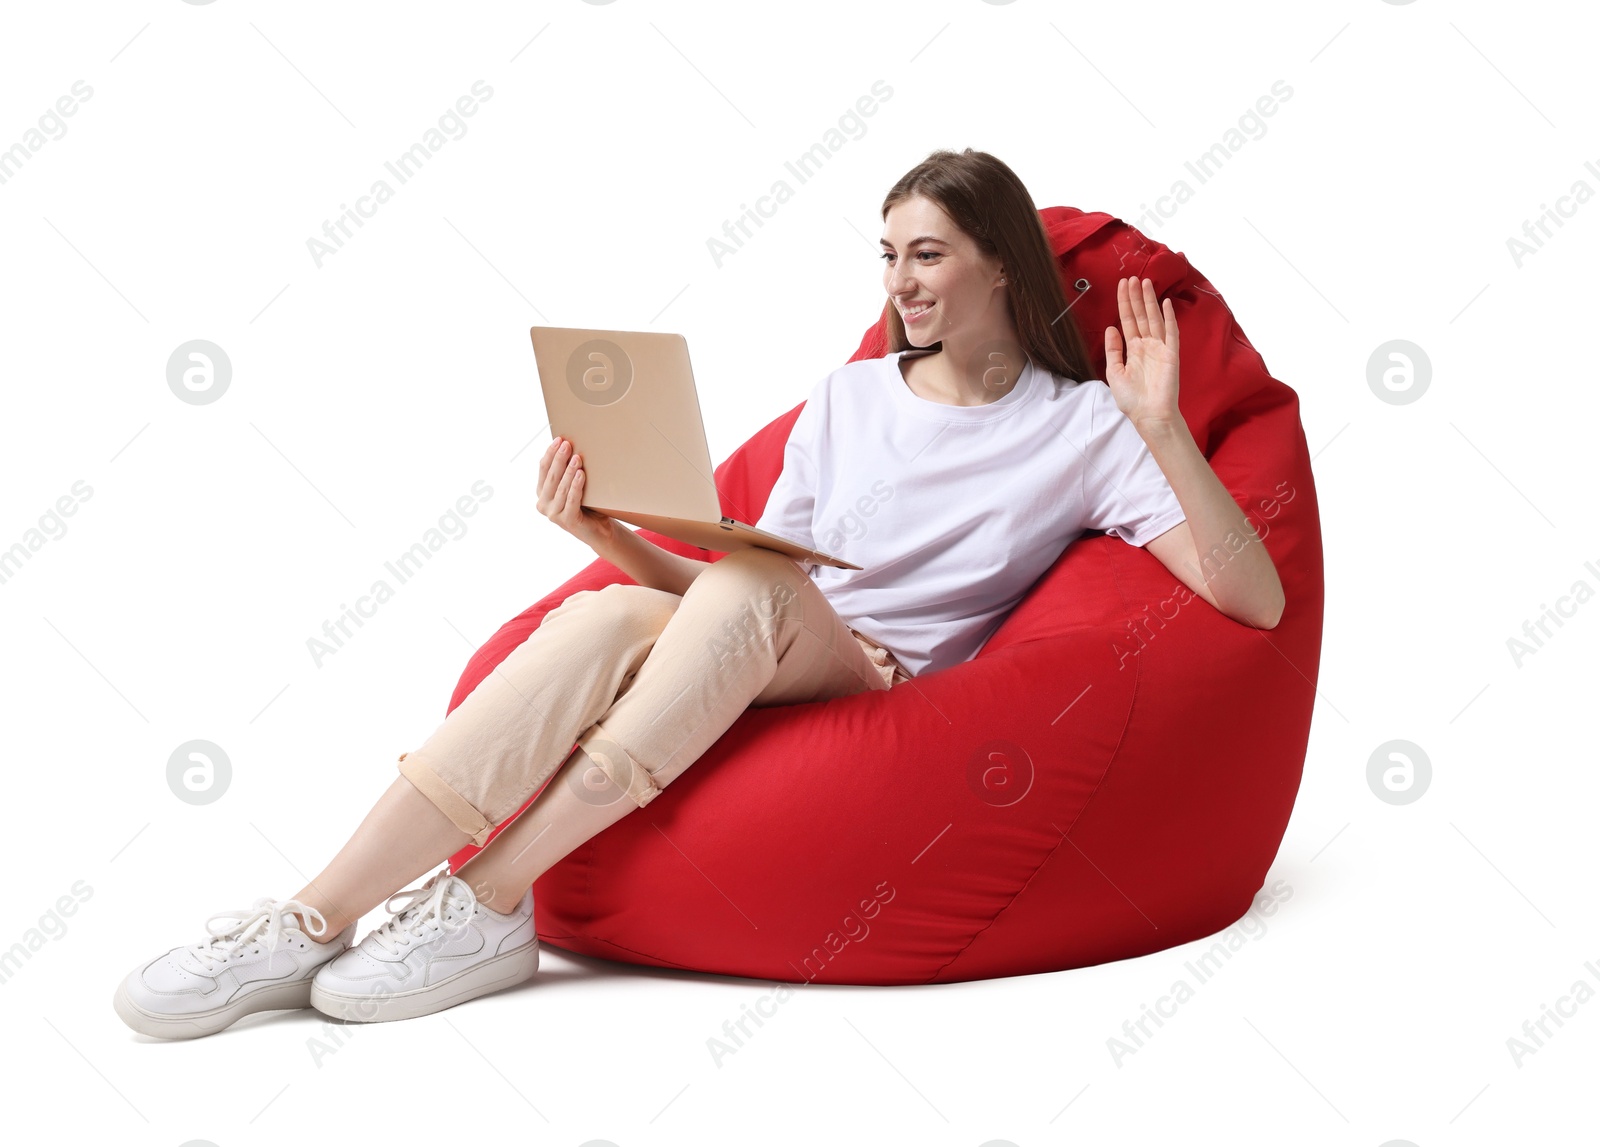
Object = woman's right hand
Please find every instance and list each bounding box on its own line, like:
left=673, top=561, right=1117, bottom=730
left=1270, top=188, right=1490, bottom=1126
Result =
left=536, top=436, right=617, bottom=551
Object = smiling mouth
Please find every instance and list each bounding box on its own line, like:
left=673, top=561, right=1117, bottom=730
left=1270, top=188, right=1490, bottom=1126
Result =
left=902, top=303, right=934, bottom=323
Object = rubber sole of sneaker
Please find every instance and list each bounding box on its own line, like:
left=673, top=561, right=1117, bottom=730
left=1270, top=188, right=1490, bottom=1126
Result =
left=112, top=976, right=315, bottom=1040
left=309, top=938, right=540, bottom=1023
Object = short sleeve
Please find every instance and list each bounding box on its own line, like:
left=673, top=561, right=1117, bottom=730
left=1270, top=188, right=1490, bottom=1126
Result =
left=754, top=384, right=824, bottom=559
left=1079, top=383, right=1187, bottom=547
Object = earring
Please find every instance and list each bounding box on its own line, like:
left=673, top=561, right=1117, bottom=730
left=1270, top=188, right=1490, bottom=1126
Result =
left=999, top=277, right=1007, bottom=284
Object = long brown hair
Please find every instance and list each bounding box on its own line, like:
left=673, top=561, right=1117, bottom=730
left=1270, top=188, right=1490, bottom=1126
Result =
left=880, top=148, right=1092, bottom=384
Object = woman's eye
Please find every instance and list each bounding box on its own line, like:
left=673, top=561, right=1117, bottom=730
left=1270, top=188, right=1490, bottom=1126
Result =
left=879, top=251, right=938, bottom=263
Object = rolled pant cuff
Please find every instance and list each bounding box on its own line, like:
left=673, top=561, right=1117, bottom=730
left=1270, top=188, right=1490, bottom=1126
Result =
left=576, top=722, right=661, bottom=808
left=397, top=751, right=495, bottom=847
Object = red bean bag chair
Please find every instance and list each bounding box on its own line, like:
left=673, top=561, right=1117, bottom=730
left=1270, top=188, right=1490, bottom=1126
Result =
left=444, top=206, right=1324, bottom=984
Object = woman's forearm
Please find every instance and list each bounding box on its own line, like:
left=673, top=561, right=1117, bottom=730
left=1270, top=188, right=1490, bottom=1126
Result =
left=1138, top=417, right=1286, bottom=628
left=590, top=524, right=710, bottom=597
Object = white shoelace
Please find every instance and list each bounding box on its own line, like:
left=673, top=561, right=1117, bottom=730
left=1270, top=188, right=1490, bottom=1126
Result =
left=181, top=897, right=327, bottom=975
left=368, top=872, right=477, bottom=957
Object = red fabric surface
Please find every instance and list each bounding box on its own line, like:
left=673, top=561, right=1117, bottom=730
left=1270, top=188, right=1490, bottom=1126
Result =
left=443, top=206, right=1324, bottom=984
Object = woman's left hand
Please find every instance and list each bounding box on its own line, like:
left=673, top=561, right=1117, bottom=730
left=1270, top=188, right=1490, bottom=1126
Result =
left=1104, top=276, right=1182, bottom=433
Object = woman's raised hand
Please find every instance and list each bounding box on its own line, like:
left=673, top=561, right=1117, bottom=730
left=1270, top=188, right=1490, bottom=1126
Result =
left=536, top=436, right=617, bottom=550
left=1104, top=276, right=1182, bottom=434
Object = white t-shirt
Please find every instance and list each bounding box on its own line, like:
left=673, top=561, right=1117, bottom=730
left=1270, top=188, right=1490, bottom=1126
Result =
left=754, top=350, right=1187, bottom=678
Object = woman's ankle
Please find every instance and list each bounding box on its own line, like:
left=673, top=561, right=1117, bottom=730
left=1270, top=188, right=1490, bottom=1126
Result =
left=453, top=862, right=523, bottom=915
left=291, top=910, right=348, bottom=944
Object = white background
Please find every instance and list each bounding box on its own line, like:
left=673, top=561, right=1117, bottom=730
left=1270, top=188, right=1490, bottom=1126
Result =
left=1, top=1, right=1595, bottom=1144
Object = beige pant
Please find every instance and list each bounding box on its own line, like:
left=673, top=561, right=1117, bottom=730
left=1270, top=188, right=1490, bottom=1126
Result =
left=397, top=546, right=911, bottom=846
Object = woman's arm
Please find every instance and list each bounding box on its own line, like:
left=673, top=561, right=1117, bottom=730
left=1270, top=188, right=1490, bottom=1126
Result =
left=589, top=525, right=710, bottom=598
left=1137, top=424, right=1285, bottom=628
left=1104, top=276, right=1286, bottom=629
left=537, top=435, right=709, bottom=597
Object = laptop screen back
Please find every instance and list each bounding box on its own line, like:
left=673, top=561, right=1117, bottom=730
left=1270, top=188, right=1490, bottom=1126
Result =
left=530, top=327, right=723, bottom=523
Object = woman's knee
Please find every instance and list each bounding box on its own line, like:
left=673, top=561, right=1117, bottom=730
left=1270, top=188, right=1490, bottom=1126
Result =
left=691, top=546, right=806, bottom=604
left=548, top=582, right=679, bottom=636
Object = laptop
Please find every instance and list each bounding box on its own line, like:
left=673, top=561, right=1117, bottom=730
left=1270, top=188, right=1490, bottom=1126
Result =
left=529, top=326, right=861, bottom=571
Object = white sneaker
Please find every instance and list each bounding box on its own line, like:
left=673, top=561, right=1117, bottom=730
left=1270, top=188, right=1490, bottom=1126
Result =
left=113, top=897, right=356, bottom=1040
left=309, top=869, right=537, bottom=1024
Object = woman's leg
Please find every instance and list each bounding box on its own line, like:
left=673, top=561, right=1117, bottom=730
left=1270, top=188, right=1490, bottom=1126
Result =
left=450, top=743, right=632, bottom=912
left=569, top=546, right=891, bottom=807
left=282, top=582, right=681, bottom=938
left=287, top=775, right=471, bottom=940
left=449, top=546, right=891, bottom=905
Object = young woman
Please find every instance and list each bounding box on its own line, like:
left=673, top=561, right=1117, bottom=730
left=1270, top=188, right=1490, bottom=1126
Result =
left=113, top=149, right=1285, bottom=1039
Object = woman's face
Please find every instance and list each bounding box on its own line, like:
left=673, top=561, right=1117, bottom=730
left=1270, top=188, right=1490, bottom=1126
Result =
left=880, top=194, right=1008, bottom=349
